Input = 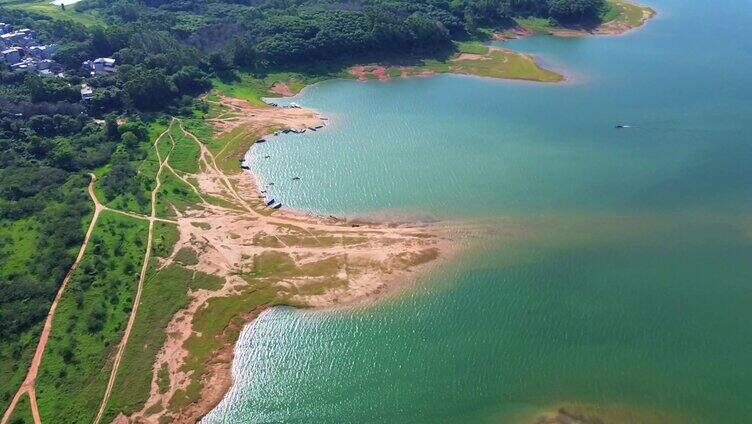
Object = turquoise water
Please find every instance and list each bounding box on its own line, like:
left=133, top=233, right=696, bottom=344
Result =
left=206, top=0, right=752, bottom=422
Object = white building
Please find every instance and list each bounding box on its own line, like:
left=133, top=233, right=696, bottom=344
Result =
left=83, top=57, right=116, bottom=75
left=81, top=84, right=94, bottom=101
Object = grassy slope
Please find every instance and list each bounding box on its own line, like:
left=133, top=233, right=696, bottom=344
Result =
left=515, top=0, right=654, bottom=33
left=0, top=194, right=93, bottom=412
left=608, top=0, right=655, bottom=26
left=213, top=72, right=336, bottom=107
left=168, top=124, right=200, bottom=174
left=0, top=0, right=103, bottom=27
left=155, top=168, right=203, bottom=217
left=0, top=220, right=39, bottom=412
left=449, top=42, right=562, bottom=82
left=35, top=211, right=148, bottom=423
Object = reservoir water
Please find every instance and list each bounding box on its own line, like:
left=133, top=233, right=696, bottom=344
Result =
left=205, top=0, right=752, bottom=422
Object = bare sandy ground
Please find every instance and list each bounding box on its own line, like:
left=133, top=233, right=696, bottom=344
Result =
left=269, top=82, right=294, bottom=97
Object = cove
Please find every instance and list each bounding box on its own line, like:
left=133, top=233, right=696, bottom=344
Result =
left=205, top=0, right=752, bottom=422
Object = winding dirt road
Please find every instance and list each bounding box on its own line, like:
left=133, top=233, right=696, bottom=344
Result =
left=1, top=174, right=104, bottom=424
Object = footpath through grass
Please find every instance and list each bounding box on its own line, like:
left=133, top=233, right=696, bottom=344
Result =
left=35, top=211, right=148, bottom=423
left=5, top=392, right=33, bottom=424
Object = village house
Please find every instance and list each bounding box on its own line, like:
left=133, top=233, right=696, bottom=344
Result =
left=0, top=23, right=63, bottom=74
left=29, top=44, right=58, bottom=59
left=11, top=57, right=38, bottom=72
left=0, top=29, right=35, bottom=47
left=80, top=84, right=94, bottom=101
left=1, top=46, right=22, bottom=65
left=83, top=57, right=116, bottom=75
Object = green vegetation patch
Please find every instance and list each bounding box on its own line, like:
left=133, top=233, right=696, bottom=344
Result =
left=190, top=221, right=211, bottom=230
left=608, top=0, right=655, bottom=26
left=35, top=211, right=148, bottom=423
left=0, top=175, right=92, bottom=412
left=174, top=247, right=199, bottom=266
left=212, top=74, right=274, bottom=107
left=152, top=221, right=180, bottom=258
left=168, top=125, right=200, bottom=174
left=244, top=251, right=344, bottom=280
left=456, top=41, right=490, bottom=55
left=451, top=49, right=563, bottom=82
left=514, top=16, right=554, bottom=32
left=155, top=169, right=203, bottom=218
left=191, top=270, right=224, bottom=291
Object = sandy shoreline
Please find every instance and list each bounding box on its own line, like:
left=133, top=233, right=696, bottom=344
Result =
left=117, top=96, right=464, bottom=424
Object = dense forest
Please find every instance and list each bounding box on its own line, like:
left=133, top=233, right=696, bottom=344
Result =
left=0, top=0, right=607, bottom=407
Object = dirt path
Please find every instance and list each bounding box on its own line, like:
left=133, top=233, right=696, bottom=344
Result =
left=92, top=123, right=175, bottom=424
left=1, top=174, right=104, bottom=424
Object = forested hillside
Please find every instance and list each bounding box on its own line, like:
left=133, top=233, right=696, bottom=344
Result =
left=80, top=0, right=606, bottom=67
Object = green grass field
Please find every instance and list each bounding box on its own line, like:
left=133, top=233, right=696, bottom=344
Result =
left=168, top=125, right=201, bottom=174
left=0, top=0, right=104, bottom=27
left=608, top=0, right=655, bottom=26
left=151, top=221, right=180, bottom=258
left=0, top=199, right=93, bottom=413
left=34, top=211, right=148, bottom=423
left=454, top=48, right=563, bottom=82
left=155, top=168, right=203, bottom=217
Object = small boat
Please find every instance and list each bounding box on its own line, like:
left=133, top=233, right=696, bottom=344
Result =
left=263, top=155, right=271, bottom=159
left=282, top=129, right=291, bottom=134
left=272, top=203, right=283, bottom=209
left=256, top=138, right=266, bottom=143
left=289, top=102, right=300, bottom=108
left=615, top=124, right=631, bottom=129
left=314, top=124, right=324, bottom=129
left=265, top=198, right=275, bottom=206
left=268, top=182, right=275, bottom=186
left=240, top=164, right=250, bottom=170
left=308, top=126, right=316, bottom=131
left=292, top=177, right=300, bottom=181
left=274, top=131, right=280, bottom=136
